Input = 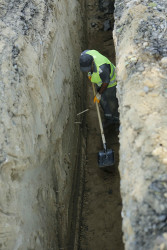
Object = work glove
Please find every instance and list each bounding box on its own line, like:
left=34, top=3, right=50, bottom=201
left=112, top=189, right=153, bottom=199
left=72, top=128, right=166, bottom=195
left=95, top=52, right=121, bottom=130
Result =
left=94, top=92, right=101, bottom=103
left=88, top=72, right=92, bottom=81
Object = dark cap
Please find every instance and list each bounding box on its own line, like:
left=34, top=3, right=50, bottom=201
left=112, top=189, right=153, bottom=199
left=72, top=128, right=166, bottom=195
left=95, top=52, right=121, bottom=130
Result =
left=80, top=52, right=93, bottom=72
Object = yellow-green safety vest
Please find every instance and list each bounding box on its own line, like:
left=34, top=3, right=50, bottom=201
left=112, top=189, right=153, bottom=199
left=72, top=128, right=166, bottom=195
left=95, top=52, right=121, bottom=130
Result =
left=86, top=50, right=117, bottom=88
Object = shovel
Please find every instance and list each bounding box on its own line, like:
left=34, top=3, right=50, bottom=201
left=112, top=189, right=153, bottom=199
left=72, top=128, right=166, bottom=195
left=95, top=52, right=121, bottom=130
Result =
left=92, top=83, right=114, bottom=168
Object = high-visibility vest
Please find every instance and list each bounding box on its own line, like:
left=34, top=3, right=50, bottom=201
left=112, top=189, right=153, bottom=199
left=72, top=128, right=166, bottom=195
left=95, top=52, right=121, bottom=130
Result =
left=86, top=50, right=117, bottom=88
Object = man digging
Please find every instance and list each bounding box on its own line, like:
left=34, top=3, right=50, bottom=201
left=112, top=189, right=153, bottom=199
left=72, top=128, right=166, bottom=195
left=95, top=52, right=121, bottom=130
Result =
left=79, top=49, right=119, bottom=128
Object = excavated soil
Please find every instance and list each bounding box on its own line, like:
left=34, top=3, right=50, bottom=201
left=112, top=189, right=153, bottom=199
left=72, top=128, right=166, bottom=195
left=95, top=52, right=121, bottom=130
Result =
left=78, top=1, right=124, bottom=249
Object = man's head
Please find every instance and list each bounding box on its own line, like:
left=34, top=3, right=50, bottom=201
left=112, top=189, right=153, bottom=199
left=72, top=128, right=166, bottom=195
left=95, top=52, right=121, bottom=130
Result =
left=80, top=52, right=93, bottom=72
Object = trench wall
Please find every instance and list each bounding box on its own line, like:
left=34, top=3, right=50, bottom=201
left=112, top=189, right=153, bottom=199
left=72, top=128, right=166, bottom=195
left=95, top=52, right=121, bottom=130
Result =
left=0, top=1, right=86, bottom=249
left=114, top=1, right=167, bottom=249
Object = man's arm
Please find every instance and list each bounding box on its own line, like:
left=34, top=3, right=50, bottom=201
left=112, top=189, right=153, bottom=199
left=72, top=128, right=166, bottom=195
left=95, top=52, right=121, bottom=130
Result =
left=99, top=82, right=109, bottom=94
left=98, top=63, right=110, bottom=93
left=94, top=63, right=111, bottom=103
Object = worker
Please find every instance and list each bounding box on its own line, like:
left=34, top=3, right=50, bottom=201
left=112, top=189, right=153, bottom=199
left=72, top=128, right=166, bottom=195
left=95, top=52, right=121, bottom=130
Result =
left=79, top=49, right=119, bottom=127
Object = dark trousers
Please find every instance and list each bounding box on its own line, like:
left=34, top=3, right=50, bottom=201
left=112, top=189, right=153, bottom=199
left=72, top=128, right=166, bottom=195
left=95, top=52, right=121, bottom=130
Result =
left=98, top=85, right=119, bottom=123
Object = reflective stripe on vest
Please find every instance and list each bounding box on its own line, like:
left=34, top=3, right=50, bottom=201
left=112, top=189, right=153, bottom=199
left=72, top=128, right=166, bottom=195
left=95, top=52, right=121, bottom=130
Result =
left=96, top=67, right=116, bottom=88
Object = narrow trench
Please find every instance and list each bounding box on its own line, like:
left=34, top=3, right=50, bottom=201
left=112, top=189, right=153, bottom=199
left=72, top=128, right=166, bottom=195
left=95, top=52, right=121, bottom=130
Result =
left=78, top=1, right=124, bottom=249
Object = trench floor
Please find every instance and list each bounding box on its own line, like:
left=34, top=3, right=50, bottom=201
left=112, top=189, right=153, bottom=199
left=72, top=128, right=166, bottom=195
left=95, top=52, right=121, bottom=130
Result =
left=78, top=1, right=124, bottom=250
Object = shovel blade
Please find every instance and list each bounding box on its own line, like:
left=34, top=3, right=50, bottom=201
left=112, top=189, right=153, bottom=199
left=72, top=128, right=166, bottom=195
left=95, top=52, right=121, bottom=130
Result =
left=98, top=149, right=114, bottom=168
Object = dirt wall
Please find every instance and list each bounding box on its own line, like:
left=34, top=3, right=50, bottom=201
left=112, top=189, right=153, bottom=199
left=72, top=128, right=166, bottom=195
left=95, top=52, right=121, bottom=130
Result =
left=0, top=1, right=86, bottom=249
left=113, top=1, right=167, bottom=249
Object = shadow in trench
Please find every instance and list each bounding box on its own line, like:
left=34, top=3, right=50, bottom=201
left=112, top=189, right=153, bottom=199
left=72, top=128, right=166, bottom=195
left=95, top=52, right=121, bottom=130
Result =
left=78, top=1, right=124, bottom=249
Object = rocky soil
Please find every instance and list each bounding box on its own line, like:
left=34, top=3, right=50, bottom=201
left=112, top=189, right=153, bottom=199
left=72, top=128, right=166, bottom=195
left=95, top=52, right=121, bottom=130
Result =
left=114, top=0, right=167, bottom=249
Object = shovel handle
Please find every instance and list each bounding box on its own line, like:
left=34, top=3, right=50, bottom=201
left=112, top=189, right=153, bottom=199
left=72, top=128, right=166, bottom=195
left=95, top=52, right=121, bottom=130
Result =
left=92, top=83, right=107, bottom=150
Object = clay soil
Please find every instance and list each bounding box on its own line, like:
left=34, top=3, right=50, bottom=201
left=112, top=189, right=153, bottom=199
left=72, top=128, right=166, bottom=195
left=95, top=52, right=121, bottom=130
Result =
left=78, top=1, right=124, bottom=250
